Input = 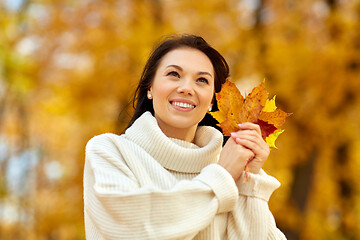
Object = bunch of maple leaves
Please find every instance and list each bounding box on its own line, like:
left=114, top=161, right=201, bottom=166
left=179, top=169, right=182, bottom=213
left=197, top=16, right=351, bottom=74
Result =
left=210, top=79, right=291, bottom=181
left=210, top=79, right=291, bottom=149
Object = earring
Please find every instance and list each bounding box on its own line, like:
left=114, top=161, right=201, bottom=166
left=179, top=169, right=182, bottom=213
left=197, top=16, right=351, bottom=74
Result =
left=147, top=93, right=152, bottom=99
left=208, top=106, right=212, bottom=112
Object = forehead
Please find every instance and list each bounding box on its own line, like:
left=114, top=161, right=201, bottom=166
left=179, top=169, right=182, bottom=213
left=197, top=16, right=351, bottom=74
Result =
left=158, top=47, right=214, bottom=74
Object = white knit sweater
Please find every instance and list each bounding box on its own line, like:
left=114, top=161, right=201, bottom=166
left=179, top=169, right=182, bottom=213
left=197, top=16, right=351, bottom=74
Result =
left=83, top=112, right=286, bottom=240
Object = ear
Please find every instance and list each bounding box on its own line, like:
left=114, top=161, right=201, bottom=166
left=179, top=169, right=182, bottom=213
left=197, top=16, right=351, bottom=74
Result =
left=211, top=93, right=216, bottom=105
left=208, top=97, right=214, bottom=112
left=147, top=88, right=153, bottom=100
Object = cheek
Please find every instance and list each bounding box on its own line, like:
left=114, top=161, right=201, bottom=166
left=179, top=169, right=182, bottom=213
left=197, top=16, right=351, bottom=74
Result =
left=203, top=88, right=215, bottom=106
left=197, top=93, right=213, bottom=111
left=152, top=81, right=172, bottom=104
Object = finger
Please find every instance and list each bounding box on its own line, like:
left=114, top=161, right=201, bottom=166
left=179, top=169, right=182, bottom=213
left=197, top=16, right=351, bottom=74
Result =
left=231, top=130, right=265, bottom=146
left=232, top=134, right=258, bottom=145
left=232, top=130, right=260, bottom=139
left=235, top=137, right=262, bottom=154
left=234, top=140, right=255, bottom=159
left=238, top=122, right=262, bottom=136
left=235, top=136, right=270, bottom=158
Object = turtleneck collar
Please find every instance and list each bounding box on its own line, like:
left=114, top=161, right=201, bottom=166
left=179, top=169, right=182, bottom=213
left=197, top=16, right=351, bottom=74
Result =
left=124, top=112, right=223, bottom=173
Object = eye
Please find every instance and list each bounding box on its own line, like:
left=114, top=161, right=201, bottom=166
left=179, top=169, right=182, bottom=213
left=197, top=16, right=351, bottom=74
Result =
left=197, top=77, right=209, bottom=84
left=167, top=71, right=180, bottom=78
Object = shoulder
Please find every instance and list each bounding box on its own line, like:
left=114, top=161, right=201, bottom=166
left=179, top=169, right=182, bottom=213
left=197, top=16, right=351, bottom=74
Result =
left=86, top=133, right=117, bottom=147
left=85, top=133, right=128, bottom=153
left=85, top=133, right=136, bottom=169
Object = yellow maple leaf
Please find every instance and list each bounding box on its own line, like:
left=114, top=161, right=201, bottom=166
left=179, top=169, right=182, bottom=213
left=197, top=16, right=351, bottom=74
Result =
left=210, top=79, right=291, bottom=148
left=263, top=96, right=277, bottom=112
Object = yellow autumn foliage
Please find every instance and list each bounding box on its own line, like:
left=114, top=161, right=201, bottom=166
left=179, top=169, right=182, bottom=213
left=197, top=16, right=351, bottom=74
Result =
left=1, top=0, right=360, bottom=239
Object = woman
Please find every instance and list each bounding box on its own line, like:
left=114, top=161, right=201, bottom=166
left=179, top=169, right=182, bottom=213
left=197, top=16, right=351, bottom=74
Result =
left=84, top=34, right=286, bottom=239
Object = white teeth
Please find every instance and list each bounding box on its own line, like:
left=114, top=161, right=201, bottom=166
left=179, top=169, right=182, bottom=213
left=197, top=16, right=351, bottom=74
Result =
left=172, top=101, right=195, bottom=109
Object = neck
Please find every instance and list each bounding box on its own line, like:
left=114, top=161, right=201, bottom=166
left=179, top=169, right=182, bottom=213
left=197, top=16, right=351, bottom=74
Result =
left=124, top=112, right=224, bottom=173
left=156, top=120, right=197, bottom=143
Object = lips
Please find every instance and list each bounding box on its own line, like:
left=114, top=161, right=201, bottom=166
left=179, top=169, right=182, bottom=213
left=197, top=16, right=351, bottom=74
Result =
left=170, top=99, right=196, bottom=109
left=171, top=101, right=195, bottom=109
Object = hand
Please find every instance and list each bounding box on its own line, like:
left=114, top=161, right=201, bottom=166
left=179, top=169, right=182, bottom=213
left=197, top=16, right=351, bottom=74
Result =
left=218, top=137, right=255, bottom=181
left=230, top=122, right=270, bottom=174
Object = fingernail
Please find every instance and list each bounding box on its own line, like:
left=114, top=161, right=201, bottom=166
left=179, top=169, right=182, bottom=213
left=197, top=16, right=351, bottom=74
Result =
left=238, top=123, right=243, bottom=127
left=231, top=132, right=236, bottom=137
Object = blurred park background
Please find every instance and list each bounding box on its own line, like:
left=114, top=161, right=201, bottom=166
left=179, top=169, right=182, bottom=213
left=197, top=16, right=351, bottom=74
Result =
left=1, top=0, right=360, bottom=239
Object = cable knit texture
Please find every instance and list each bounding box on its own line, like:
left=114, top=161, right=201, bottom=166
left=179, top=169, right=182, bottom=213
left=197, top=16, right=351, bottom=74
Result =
left=83, top=111, right=286, bottom=239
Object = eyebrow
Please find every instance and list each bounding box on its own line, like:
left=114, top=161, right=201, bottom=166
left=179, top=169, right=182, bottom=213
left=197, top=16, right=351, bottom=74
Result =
left=166, top=65, right=213, bottom=78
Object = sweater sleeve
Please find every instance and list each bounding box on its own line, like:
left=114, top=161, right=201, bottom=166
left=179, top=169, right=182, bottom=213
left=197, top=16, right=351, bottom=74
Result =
left=227, top=170, right=287, bottom=240
left=83, top=134, right=238, bottom=240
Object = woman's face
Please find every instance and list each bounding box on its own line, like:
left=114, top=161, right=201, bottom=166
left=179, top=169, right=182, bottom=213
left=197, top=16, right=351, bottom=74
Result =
left=149, top=47, right=215, bottom=139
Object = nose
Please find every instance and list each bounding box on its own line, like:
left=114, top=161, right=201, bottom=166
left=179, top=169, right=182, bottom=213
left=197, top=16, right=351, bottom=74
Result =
left=177, top=78, right=195, bottom=96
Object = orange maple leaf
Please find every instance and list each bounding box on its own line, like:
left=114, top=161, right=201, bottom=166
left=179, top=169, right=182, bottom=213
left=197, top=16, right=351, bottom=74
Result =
left=210, top=79, right=291, bottom=149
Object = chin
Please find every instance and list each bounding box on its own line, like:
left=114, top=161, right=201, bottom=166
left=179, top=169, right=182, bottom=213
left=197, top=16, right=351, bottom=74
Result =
left=168, top=117, right=200, bottom=129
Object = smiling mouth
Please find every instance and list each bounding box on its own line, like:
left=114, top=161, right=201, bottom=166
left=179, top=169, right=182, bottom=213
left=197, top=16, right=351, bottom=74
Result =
left=170, top=101, right=196, bottom=109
